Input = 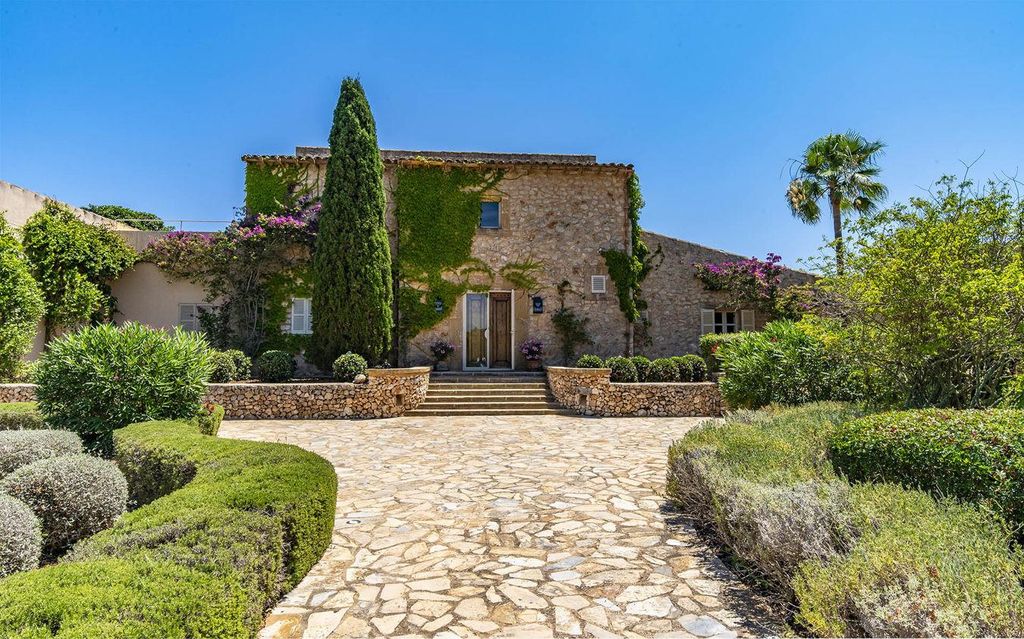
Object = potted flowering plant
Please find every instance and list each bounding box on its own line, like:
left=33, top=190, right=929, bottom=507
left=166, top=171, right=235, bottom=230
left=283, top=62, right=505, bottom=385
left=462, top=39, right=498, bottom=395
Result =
left=519, top=338, right=545, bottom=371
left=429, top=338, right=456, bottom=371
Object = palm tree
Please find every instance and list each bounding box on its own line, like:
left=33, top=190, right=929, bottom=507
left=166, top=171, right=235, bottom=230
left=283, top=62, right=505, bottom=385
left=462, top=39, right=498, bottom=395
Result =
left=786, top=131, right=888, bottom=274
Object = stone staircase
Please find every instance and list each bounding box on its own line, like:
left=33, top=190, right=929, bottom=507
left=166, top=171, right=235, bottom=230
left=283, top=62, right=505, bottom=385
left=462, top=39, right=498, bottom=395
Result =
left=405, top=371, right=574, bottom=416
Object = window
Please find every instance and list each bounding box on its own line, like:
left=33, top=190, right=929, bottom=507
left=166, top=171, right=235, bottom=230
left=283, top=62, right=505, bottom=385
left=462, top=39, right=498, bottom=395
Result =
left=480, top=201, right=500, bottom=229
left=701, top=308, right=755, bottom=334
left=591, top=275, right=607, bottom=294
left=287, top=298, right=313, bottom=335
left=178, top=303, right=214, bottom=332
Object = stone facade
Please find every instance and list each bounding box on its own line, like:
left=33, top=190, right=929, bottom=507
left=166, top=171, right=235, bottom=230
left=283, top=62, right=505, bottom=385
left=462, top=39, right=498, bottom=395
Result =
left=0, top=384, right=36, bottom=403
left=204, top=367, right=430, bottom=419
left=546, top=367, right=722, bottom=417
left=639, top=232, right=817, bottom=358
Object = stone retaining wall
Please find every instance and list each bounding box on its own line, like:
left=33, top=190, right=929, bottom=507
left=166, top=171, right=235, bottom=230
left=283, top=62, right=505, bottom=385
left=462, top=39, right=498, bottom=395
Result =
left=0, top=367, right=431, bottom=420
left=546, top=367, right=721, bottom=417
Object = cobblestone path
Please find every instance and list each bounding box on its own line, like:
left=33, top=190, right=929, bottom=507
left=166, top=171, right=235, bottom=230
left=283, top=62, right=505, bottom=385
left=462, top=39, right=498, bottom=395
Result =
left=219, top=415, right=773, bottom=639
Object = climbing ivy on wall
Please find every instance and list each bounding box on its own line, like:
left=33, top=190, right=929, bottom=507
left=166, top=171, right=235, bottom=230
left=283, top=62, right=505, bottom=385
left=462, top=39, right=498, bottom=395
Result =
left=244, top=163, right=311, bottom=215
left=393, top=164, right=504, bottom=339
left=601, top=172, right=660, bottom=323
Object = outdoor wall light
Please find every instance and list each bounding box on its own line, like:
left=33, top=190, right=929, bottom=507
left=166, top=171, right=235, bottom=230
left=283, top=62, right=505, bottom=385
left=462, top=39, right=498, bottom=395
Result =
left=532, top=296, right=544, bottom=314
left=434, top=298, right=444, bottom=314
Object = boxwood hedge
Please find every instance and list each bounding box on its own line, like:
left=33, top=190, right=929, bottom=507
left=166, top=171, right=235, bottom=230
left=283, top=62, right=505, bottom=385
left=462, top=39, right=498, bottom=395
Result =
left=829, top=409, right=1024, bottom=527
left=0, top=419, right=337, bottom=638
left=0, top=402, right=45, bottom=431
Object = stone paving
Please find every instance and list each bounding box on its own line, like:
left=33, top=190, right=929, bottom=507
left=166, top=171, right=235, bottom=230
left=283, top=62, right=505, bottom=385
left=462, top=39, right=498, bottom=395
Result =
left=219, top=415, right=775, bottom=639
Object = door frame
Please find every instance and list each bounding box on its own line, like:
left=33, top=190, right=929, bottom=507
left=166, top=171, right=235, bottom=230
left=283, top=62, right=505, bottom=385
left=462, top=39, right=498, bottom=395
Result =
left=462, top=290, right=515, bottom=370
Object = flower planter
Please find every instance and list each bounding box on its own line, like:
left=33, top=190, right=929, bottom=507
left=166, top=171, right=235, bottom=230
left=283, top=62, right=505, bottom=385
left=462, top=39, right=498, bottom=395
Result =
left=526, top=359, right=543, bottom=371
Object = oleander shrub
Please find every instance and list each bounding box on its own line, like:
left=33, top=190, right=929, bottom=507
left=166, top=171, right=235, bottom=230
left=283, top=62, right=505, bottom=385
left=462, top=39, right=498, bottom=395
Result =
left=647, top=357, right=680, bottom=382
left=794, top=483, right=1024, bottom=637
left=0, top=402, right=45, bottom=431
left=226, top=349, right=252, bottom=380
left=630, top=355, right=651, bottom=382
left=575, top=354, right=605, bottom=368
left=668, top=403, right=862, bottom=589
left=0, top=494, right=41, bottom=578
left=208, top=351, right=238, bottom=383
left=1002, top=373, right=1024, bottom=408
left=606, top=356, right=638, bottom=383
left=332, top=352, right=367, bottom=382
left=34, top=322, right=213, bottom=453
left=0, top=419, right=338, bottom=636
left=0, top=453, right=127, bottom=556
left=829, top=409, right=1024, bottom=527
left=699, top=332, right=744, bottom=374
left=718, top=320, right=861, bottom=409
left=255, top=350, right=295, bottom=383
left=0, top=429, right=82, bottom=476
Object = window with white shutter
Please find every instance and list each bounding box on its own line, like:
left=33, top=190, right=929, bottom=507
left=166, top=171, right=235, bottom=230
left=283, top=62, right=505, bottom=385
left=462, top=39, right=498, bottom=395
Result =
left=178, top=304, right=214, bottom=332
left=701, top=309, right=715, bottom=335
left=740, top=309, right=755, bottom=332
left=591, top=275, right=607, bottom=294
left=702, top=308, right=746, bottom=334
left=288, top=298, right=312, bottom=335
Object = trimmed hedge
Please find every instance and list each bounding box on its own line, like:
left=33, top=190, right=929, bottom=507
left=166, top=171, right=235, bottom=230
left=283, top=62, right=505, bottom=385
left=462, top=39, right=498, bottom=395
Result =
left=605, top=356, right=638, bottom=383
left=0, top=419, right=337, bottom=637
left=575, top=354, right=605, bottom=368
left=0, top=494, right=41, bottom=578
left=208, top=351, right=238, bottom=383
left=830, top=409, right=1024, bottom=527
left=255, top=350, right=295, bottom=383
left=332, top=352, right=367, bottom=382
left=630, top=356, right=651, bottom=382
left=0, top=429, right=83, bottom=476
left=647, top=357, right=680, bottom=382
left=0, top=402, right=45, bottom=431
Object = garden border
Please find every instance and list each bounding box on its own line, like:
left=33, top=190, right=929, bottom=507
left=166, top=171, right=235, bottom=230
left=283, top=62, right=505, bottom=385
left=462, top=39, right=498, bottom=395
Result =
left=546, top=366, right=721, bottom=417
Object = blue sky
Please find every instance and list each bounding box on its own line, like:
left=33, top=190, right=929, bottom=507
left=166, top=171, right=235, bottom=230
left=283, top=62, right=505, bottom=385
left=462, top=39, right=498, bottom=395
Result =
left=2, top=1, right=1022, bottom=269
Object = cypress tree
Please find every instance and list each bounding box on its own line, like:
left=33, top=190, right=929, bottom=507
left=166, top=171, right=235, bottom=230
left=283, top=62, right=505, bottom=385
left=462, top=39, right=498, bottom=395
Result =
left=308, top=78, right=393, bottom=367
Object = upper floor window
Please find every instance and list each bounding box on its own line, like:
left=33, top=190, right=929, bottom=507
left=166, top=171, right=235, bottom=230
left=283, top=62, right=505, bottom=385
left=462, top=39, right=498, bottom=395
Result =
left=701, top=308, right=754, bottom=334
left=178, top=303, right=214, bottom=332
left=480, top=201, right=500, bottom=229
left=287, top=298, right=313, bottom=335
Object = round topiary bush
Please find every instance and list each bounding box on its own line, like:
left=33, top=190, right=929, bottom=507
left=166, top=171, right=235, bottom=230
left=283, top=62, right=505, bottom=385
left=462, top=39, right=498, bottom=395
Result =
left=630, top=356, right=651, bottom=382
left=332, top=352, right=368, bottom=382
left=671, top=356, right=693, bottom=382
left=606, top=356, right=638, bottom=383
left=255, top=350, right=296, bottom=383
left=648, top=358, right=681, bottom=382
left=680, top=354, right=708, bottom=382
left=0, top=494, right=41, bottom=577
left=0, top=454, right=128, bottom=556
left=207, top=351, right=238, bottom=383
left=225, top=349, right=251, bottom=380
left=0, top=429, right=82, bottom=476
left=34, top=323, right=212, bottom=453
left=575, top=354, right=605, bottom=368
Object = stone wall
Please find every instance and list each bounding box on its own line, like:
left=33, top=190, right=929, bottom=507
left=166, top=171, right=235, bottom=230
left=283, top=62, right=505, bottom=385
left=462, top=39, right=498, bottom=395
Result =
left=639, top=231, right=817, bottom=358
left=546, top=366, right=721, bottom=417
left=204, top=367, right=430, bottom=419
left=0, top=384, right=36, bottom=403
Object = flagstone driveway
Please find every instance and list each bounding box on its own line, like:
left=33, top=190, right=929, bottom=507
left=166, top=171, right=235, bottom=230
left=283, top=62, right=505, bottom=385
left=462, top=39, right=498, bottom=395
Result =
left=220, top=415, right=776, bottom=639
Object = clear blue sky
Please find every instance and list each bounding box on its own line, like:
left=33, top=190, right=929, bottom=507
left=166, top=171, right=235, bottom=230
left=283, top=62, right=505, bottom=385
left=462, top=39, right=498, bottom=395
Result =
left=2, top=1, right=1022, bottom=268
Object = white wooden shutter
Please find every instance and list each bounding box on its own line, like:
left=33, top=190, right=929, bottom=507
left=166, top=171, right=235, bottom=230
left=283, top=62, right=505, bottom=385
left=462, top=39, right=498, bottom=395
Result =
left=290, top=298, right=311, bottom=334
left=740, top=309, right=755, bottom=332
left=701, top=309, right=715, bottom=335
left=178, top=304, right=196, bottom=331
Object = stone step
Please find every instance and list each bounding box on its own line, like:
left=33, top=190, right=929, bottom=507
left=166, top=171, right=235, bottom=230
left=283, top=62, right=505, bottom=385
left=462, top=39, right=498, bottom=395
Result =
left=417, top=399, right=556, bottom=409
left=405, top=407, right=576, bottom=416
left=429, top=382, right=549, bottom=390
left=426, top=390, right=553, bottom=398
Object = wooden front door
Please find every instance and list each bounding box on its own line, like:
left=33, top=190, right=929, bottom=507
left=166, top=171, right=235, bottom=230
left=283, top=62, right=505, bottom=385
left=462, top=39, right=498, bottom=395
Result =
left=489, top=292, right=512, bottom=368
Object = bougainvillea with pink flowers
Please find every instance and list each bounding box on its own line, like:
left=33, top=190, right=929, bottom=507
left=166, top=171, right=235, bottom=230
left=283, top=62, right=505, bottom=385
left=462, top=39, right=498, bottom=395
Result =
left=694, top=253, right=787, bottom=316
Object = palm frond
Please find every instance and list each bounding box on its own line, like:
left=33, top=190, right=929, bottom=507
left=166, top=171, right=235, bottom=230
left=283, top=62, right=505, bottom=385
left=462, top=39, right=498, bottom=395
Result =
left=787, top=179, right=823, bottom=224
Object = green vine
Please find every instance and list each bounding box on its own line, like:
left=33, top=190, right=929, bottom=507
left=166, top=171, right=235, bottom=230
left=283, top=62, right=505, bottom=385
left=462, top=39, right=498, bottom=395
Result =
left=551, top=280, right=592, bottom=363
left=393, top=164, right=505, bottom=339
left=245, top=163, right=311, bottom=214
left=601, top=172, right=660, bottom=323
left=261, top=265, right=313, bottom=354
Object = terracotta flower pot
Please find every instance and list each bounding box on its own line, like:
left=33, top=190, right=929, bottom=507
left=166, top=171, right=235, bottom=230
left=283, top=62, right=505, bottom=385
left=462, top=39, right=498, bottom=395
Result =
left=526, top=359, right=542, bottom=371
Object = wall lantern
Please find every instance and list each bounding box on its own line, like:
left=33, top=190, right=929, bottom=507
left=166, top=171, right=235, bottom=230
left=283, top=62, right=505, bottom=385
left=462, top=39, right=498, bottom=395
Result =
left=531, top=296, right=544, bottom=314
left=434, top=298, right=444, bottom=314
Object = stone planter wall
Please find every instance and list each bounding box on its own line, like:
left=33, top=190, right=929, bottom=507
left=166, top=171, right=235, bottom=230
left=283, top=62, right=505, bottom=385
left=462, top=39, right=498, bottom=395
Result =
left=546, top=367, right=721, bottom=417
left=205, top=367, right=431, bottom=419
left=0, top=368, right=431, bottom=420
left=0, top=384, right=36, bottom=403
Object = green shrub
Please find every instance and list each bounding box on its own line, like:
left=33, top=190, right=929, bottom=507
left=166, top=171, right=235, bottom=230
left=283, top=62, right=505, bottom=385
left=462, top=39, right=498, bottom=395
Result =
left=0, top=429, right=82, bottom=476
left=574, top=354, right=605, bottom=368
left=0, top=494, right=41, bottom=578
left=0, top=453, right=127, bottom=556
left=225, top=349, right=251, bottom=380
left=1002, top=373, right=1024, bottom=408
left=194, top=403, right=225, bottom=436
left=829, top=409, right=1024, bottom=527
left=794, top=483, right=1024, bottom=637
left=605, top=356, right=638, bottom=383
left=255, top=350, right=295, bottom=383
left=0, top=402, right=45, bottom=431
left=0, top=419, right=338, bottom=636
left=630, top=355, right=651, bottom=382
left=718, top=320, right=861, bottom=409
left=0, top=216, right=44, bottom=381
left=699, top=332, right=744, bottom=374
left=332, top=352, right=367, bottom=382
left=34, top=323, right=212, bottom=453
left=681, top=354, right=708, bottom=382
left=647, top=358, right=680, bottom=382
left=208, top=351, right=238, bottom=383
